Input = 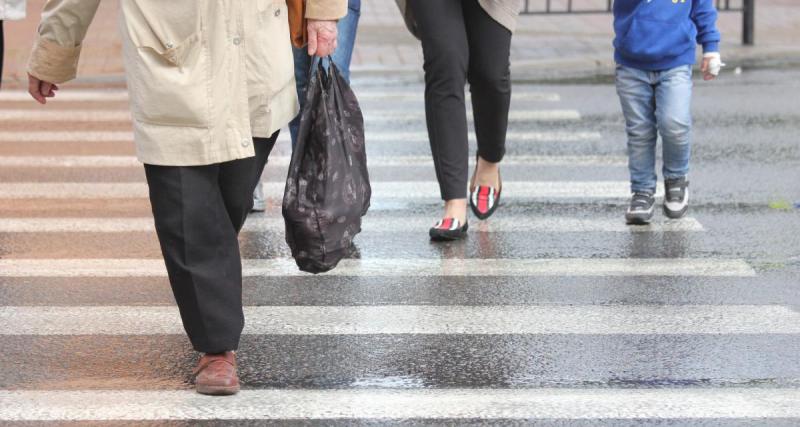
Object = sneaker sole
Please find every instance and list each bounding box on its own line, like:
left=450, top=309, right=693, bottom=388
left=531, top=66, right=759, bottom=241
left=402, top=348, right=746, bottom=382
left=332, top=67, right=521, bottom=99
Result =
left=626, top=211, right=654, bottom=225
left=664, top=205, right=689, bottom=219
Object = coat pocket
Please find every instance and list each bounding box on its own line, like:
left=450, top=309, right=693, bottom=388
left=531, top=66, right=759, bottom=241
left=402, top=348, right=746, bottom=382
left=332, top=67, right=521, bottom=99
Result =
left=618, top=18, right=695, bottom=63
left=122, top=1, right=211, bottom=128
left=250, top=0, right=295, bottom=94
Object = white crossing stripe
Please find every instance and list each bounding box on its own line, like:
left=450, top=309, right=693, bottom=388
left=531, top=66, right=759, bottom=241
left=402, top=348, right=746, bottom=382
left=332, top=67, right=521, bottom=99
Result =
left=0, top=90, right=129, bottom=102
left=360, top=91, right=562, bottom=102
left=0, top=181, right=657, bottom=199
left=0, top=154, right=628, bottom=168
left=0, top=130, right=601, bottom=143
left=358, top=131, right=601, bottom=143
left=0, top=156, right=142, bottom=168
left=5, top=388, right=799, bottom=421
left=0, top=304, right=792, bottom=335
left=0, top=110, right=132, bottom=121
left=0, top=90, right=561, bottom=102
left=0, top=131, right=133, bottom=142
left=0, top=258, right=755, bottom=277
left=372, top=109, right=580, bottom=121
left=0, top=216, right=705, bottom=233
left=0, top=109, right=580, bottom=122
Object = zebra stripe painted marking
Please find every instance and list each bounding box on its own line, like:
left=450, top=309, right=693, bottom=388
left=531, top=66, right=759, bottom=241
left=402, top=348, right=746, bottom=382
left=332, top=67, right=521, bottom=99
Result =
left=0, top=258, right=755, bottom=278
left=0, top=305, right=793, bottom=335
left=0, top=154, right=628, bottom=168
left=0, top=181, right=659, bottom=199
left=0, top=130, right=601, bottom=143
left=0, top=109, right=580, bottom=122
left=0, top=90, right=561, bottom=102
left=0, top=216, right=705, bottom=233
left=1, top=389, right=800, bottom=420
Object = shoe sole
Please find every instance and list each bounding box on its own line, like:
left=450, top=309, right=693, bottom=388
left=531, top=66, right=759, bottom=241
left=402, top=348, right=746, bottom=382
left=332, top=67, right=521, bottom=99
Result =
left=626, top=211, right=654, bottom=225
left=429, top=225, right=469, bottom=241
left=196, top=384, right=240, bottom=396
left=664, top=205, right=689, bottom=219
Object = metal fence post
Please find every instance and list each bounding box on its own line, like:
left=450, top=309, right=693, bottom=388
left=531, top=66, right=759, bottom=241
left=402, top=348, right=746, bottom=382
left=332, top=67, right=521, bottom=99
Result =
left=743, top=0, right=755, bottom=45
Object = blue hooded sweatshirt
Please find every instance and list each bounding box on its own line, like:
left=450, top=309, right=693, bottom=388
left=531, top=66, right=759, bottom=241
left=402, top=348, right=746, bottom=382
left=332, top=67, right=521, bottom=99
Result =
left=613, top=0, right=721, bottom=71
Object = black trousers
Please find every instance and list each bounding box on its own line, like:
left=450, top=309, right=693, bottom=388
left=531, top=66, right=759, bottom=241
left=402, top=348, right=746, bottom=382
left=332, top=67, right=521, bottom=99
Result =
left=409, top=0, right=512, bottom=200
left=144, top=134, right=277, bottom=353
left=1, top=20, right=5, bottom=90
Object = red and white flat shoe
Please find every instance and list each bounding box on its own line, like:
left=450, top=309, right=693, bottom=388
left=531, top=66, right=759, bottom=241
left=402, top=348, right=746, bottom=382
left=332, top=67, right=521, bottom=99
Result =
left=470, top=172, right=502, bottom=220
left=429, top=217, right=469, bottom=241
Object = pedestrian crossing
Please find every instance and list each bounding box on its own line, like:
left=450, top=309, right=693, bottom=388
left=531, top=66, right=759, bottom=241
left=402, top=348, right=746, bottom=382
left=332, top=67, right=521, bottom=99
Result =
left=0, top=89, right=563, bottom=102
left=0, top=154, right=629, bottom=167
left=0, top=181, right=661, bottom=199
left=5, top=388, right=798, bottom=421
left=0, top=129, right=602, bottom=143
left=0, top=216, right=705, bottom=232
left=0, top=258, right=755, bottom=277
left=0, top=108, right=582, bottom=122
left=0, top=86, right=796, bottom=424
left=3, top=305, right=791, bottom=335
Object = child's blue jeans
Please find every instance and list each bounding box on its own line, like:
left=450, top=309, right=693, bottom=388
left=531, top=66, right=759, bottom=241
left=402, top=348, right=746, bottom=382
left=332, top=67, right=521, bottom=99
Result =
left=615, top=64, right=693, bottom=194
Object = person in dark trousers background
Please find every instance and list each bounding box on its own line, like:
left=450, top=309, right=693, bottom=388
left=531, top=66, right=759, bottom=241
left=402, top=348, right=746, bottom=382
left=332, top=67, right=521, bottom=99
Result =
left=251, top=0, right=360, bottom=212
left=0, top=0, right=28, bottom=89
left=397, top=0, right=521, bottom=241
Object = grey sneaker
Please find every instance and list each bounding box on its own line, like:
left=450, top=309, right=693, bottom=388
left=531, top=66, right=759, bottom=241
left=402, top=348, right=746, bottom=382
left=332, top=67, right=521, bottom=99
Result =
left=664, top=177, right=689, bottom=219
left=251, top=181, right=266, bottom=213
left=626, top=192, right=656, bottom=225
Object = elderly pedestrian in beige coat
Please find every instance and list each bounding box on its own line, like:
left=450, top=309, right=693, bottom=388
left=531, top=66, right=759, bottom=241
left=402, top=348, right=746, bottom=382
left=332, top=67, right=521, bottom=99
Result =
left=27, top=0, right=347, bottom=396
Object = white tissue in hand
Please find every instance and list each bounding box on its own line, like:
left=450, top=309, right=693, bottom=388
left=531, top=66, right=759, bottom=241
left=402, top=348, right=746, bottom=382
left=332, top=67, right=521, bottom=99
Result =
left=704, top=52, right=725, bottom=76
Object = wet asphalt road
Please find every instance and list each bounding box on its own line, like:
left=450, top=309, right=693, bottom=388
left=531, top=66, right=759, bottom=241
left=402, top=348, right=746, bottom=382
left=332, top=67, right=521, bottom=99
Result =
left=0, top=67, right=799, bottom=425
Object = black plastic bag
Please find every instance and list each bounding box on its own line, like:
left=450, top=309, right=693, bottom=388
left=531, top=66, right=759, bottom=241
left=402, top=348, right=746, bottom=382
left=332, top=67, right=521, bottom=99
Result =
left=282, top=61, right=371, bottom=274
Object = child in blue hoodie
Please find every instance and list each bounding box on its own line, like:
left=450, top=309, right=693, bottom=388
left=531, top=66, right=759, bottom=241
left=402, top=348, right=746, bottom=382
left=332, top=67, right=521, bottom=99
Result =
left=614, top=0, right=722, bottom=224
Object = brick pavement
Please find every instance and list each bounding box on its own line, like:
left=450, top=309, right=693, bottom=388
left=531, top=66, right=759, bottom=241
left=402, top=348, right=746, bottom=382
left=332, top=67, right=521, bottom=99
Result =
left=2, top=0, right=800, bottom=86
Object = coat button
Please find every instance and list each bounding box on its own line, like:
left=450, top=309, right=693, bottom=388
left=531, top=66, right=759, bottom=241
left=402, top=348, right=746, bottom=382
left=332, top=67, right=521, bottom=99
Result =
left=274, top=9, right=281, bottom=17
left=241, top=139, right=250, bottom=147
left=232, top=37, right=241, bottom=46
left=165, top=42, right=174, bottom=49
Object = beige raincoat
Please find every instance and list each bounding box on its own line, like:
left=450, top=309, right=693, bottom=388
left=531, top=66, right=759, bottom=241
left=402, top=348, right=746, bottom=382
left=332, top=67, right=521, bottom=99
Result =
left=27, top=0, right=347, bottom=166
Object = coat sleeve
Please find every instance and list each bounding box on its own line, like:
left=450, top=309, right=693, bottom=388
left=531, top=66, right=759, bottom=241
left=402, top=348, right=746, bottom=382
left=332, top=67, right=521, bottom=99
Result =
left=305, top=0, right=348, bottom=20
left=691, top=0, right=721, bottom=53
left=27, top=0, right=102, bottom=83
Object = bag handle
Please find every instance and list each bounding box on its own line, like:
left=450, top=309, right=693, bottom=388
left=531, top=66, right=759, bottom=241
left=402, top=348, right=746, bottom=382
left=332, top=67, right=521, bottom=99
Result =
left=311, top=56, right=339, bottom=90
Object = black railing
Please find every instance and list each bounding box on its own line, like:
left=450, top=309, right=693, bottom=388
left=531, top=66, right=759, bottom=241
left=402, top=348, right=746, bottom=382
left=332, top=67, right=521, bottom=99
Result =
left=521, top=0, right=755, bottom=45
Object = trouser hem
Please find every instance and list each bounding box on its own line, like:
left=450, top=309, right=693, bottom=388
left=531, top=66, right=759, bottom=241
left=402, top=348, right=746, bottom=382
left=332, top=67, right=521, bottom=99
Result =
left=477, top=148, right=506, bottom=164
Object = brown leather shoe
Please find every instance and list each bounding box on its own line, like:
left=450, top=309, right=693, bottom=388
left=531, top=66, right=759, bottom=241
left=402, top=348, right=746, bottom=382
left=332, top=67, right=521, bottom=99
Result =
left=193, top=351, right=240, bottom=396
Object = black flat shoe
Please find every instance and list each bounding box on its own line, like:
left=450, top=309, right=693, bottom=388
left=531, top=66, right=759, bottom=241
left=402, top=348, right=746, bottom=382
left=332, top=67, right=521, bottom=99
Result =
left=429, top=218, right=468, bottom=241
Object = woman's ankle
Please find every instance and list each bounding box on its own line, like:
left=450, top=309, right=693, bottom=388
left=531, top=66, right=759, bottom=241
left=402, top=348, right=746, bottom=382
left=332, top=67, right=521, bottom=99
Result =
left=443, top=199, right=467, bottom=223
left=474, top=156, right=501, bottom=188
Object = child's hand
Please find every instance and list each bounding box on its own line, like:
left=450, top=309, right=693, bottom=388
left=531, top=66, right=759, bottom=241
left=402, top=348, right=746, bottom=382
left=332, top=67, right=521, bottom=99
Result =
left=701, top=52, right=724, bottom=81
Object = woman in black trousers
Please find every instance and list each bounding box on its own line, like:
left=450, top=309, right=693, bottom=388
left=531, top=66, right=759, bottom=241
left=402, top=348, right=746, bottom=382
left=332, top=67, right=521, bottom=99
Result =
left=401, top=0, right=518, bottom=240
